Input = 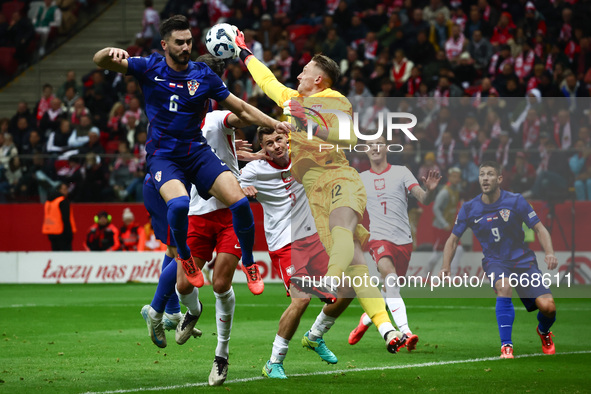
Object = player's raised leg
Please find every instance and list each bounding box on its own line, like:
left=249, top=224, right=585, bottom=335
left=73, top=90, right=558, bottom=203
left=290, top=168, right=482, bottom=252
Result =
left=209, top=171, right=263, bottom=295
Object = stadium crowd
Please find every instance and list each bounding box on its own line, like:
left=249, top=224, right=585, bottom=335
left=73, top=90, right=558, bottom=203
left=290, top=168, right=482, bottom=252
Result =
left=1, top=0, right=591, bottom=203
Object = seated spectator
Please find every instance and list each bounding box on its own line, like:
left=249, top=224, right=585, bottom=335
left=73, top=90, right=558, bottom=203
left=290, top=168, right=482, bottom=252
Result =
left=46, top=118, right=73, bottom=155
left=10, top=101, right=33, bottom=135
left=505, top=152, right=536, bottom=194
left=525, top=140, right=569, bottom=200
left=490, top=12, right=514, bottom=47
left=0, top=133, right=18, bottom=169
left=110, top=140, right=142, bottom=201
left=107, top=102, right=125, bottom=136
left=454, top=52, right=477, bottom=88
left=560, top=70, right=589, bottom=113
left=39, top=97, right=66, bottom=136
left=62, top=86, right=80, bottom=114
left=391, top=49, right=414, bottom=92
left=33, top=0, right=62, bottom=57
left=321, top=28, right=347, bottom=65
left=570, top=140, right=591, bottom=200
left=56, top=0, right=78, bottom=34
left=34, top=84, right=55, bottom=128
left=85, top=211, right=120, bottom=251
left=69, top=97, right=91, bottom=126
left=429, top=12, right=452, bottom=52
left=143, top=216, right=167, bottom=251
left=68, top=115, right=97, bottom=149
left=119, top=208, right=145, bottom=251
left=424, top=0, right=450, bottom=26
left=553, top=109, right=573, bottom=150
left=20, top=130, right=44, bottom=158
left=57, top=70, right=80, bottom=99
left=78, top=128, right=105, bottom=155
left=409, top=30, right=436, bottom=66
left=12, top=117, right=33, bottom=150
left=78, top=153, right=109, bottom=201
left=419, top=151, right=442, bottom=183
left=444, top=24, right=466, bottom=65
left=468, top=29, right=493, bottom=71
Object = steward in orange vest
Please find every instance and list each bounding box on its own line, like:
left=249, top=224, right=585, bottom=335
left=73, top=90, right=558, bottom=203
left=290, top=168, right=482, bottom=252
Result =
left=42, top=183, right=76, bottom=250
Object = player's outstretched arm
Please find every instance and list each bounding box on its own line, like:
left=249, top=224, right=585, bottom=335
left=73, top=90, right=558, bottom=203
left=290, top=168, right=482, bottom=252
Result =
left=412, top=170, right=442, bottom=205
left=221, top=93, right=291, bottom=134
left=93, top=47, right=129, bottom=74
left=439, top=233, right=460, bottom=278
left=533, top=222, right=558, bottom=270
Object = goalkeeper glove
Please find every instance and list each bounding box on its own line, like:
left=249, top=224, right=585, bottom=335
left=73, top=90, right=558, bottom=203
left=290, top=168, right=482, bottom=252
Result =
left=233, top=27, right=253, bottom=62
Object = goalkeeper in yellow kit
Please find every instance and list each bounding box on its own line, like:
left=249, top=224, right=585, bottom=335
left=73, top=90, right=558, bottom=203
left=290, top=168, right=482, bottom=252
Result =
left=232, top=27, right=408, bottom=354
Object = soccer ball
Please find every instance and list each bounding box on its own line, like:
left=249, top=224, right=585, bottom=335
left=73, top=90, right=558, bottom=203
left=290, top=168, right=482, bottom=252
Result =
left=205, top=23, right=237, bottom=59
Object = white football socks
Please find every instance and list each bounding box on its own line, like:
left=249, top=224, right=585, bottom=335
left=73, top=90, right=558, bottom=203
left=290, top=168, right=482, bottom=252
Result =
left=308, top=311, right=336, bottom=341
left=383, top=273, right=411, bottom=335
left=175, top=285, right=201, bottom=316
left=214, top=287, right=235, bottom=359
left=270, top=334, right=289, bottom=364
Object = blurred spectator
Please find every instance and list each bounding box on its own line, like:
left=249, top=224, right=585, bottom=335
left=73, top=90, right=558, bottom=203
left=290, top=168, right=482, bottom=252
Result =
left=10, top=101, right=33, bottom=135
left=458, top=113, right=479, bottom=149
left=56, top=0, right=78, bottom=34
left=119, top=207, right=145, bottom=251
left=423, top=0, right=450, bottom=26
left=33, top=0, right=62, bottom=57
left=85, top=210, right=120, bottom=251
left=244, top=29, right=263, bottom=60
left=505, top=152, right=536, bottom=194
left=109, top=140, right=142, bottom=201
left=579, top=126, right=591, bottom=148
left=137, top=0, right=161, bottom=44
left=42, top=183, right=76, bottom=250
left=526, top=140, right=570, bottom=200
left=321, top=28, right=347, bottom=65
left=107, top=102, right=125, bottom=136
left=34, top=84, right=55, bottom=127
left=465, top=7, right=488, bottom=40
left=409, top=30, right=435, bottom=66
left=570, top=140, right=591, bottom=200
left=495, top=130, right=513, bottom=170
left=79, top=153, right=108, bottom=202
left=46, top=118, right=73, bottom=155
left=62, top=86, right=80, bottom=114
left=403, top=8, right=430, bottom=49
left=377, top=13, right=402, bottom=50
left=523, top=2, right=546, bottom=41
left=444, top=24, right=465, bottom=65
left=455, top=150, right=480, bottom=199
left=553, top=109, right=573, bottom=150
left=12, top=117, right=33, bottom=150
left=490, top=12, right=514, bottom=47
left=68, top=115, right=97, bottom=149
left=79, top=128, right=105, bottom=155
left=348, top=79, right=372, bottom=114
left=68, top=97, right=90, bottom=126
left=21, top=130, right=44, bottom=157
left=560, top=71, right=589, bottom=113
left=391, top=49, right=414, bottom=92
left=427, top=167, right=462, bottom=273
left=57, top=70, right=80, bottom=98
left=4, top=156, right=23, bottom=198
left=418, top=151, right=441, bottom=183
left=454, top=52, right=477, bottom=87
left=4, top=12, right=35, bottom=63
left=39, top=97, right=66, bottom=136
left=0, top=133, right=18, bottom=169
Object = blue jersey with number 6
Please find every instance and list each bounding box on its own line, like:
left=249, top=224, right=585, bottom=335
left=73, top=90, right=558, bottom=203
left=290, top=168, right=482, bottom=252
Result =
left=452, top=190, right=541, bottom=267
left=126, top=53, right=230, bottom=158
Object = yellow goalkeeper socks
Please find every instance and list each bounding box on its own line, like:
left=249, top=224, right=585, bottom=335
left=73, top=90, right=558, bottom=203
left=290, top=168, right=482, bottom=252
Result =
left=325, top=226, right=355, bottom=278
left=345, top=264, right=395, bottom=335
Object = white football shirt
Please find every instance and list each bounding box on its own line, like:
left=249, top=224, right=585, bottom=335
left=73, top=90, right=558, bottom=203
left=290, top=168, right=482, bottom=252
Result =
left=360, top=164, right=419, bottom=245
left=240, top=159, right=316, bottom=251
left=189, top=110, right=239, bottom=215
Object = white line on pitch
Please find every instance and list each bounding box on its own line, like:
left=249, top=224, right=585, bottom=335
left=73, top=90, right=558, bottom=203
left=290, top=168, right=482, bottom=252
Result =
left=81, top=350, right=591, bottom=394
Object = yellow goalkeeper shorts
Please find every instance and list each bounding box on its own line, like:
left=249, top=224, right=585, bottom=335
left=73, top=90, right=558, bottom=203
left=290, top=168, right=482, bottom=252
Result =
left=307, top=166, right=369, bottom=253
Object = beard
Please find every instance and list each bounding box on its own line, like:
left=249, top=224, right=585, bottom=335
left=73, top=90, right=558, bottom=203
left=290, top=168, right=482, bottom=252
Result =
left=170, top=51, right=190, bottom=65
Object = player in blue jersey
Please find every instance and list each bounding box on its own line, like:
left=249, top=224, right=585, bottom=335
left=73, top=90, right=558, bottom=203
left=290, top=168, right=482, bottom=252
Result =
left=440, top=161, right=558, bottom=359
left=93, top=16, right=290, bottom=308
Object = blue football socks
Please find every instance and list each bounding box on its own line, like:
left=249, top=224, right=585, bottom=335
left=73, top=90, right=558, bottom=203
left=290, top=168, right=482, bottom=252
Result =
left=537, top=311, right=556, bottom=334
left=166, top=196, right=191, bottom=260
left=496, top=297, right=515, bottom=345
left=151, top=255, right=179, bottom=313
left=229, top=197, right=255, bottom=267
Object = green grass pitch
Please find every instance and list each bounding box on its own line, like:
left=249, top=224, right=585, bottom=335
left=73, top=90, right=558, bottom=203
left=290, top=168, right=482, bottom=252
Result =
left=0, top=283, right=590, bottom=393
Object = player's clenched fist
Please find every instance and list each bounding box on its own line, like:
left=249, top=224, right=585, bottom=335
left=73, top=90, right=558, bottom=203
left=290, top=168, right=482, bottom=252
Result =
left=109, top=47, right=129, bottom=63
